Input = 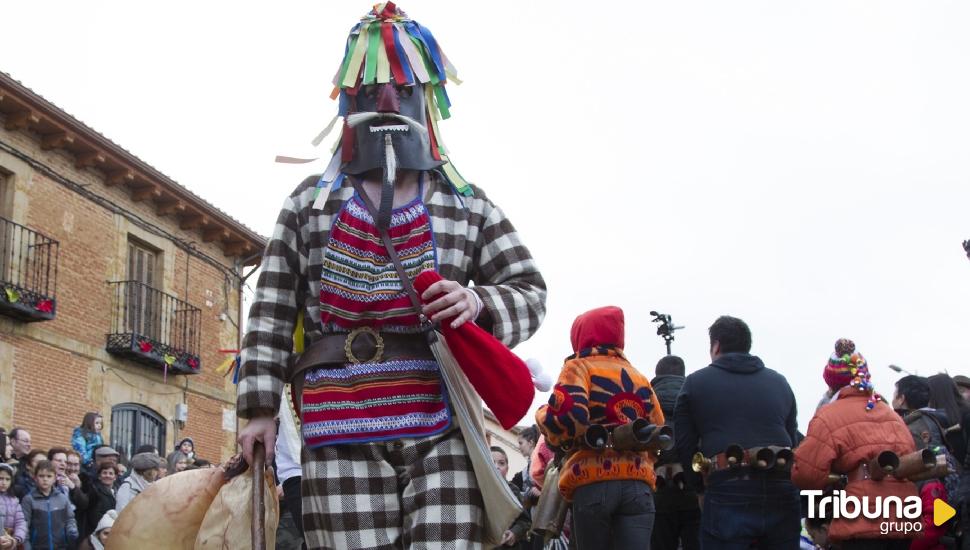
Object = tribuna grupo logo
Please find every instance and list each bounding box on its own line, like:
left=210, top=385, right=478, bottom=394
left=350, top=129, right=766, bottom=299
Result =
left=802, top=490, right=922, bottom=535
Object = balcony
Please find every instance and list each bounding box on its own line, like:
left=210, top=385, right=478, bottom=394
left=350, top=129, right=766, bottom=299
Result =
left=105, top=281, right=201, bottom=375
left=0, top=216, right=59, bottom=322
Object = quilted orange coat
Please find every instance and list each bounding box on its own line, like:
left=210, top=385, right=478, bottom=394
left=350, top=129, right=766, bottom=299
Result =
left=792, top=386, right=918, bottom=541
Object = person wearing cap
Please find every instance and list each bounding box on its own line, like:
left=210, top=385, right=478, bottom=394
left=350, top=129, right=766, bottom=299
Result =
left=79, top=446, right=120, bottom=494
left=673, top=316, right=800, bottom=550
left=114, top=453, right=161, bottom=514
left=793, top=339, right=918, bottom=550
left=234, top=2, right=546, bottom=548
left=77, top=509, right=116, bottom=550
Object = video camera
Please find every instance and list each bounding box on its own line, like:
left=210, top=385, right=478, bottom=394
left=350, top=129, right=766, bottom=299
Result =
left=650, top=311, right=683, bottom=354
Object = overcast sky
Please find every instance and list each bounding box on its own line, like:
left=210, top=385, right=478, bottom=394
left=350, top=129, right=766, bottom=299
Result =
left=3, top=1, right=969, bottom=430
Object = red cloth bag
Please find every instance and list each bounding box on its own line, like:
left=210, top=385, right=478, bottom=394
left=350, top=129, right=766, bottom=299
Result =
left=413, top=271, right=534, bottom=429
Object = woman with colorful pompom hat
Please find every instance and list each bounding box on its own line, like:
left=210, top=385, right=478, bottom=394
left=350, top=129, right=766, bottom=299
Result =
left=793, top=339, right=919, bottom=549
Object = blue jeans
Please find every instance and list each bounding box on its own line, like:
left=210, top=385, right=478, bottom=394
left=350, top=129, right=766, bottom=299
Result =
left=700, top=476, right=800, bottom=550
left=572, top=480, right=656, bottom=550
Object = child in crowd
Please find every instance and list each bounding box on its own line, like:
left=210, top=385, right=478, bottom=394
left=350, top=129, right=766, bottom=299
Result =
left=536, top=306, right=665, bottom=550
left=490, top=447, right=530, bottom=549
left=21, top=460, right=78, bottom=549
left=167, top=451, right=192, bottom=475
left=0, top=463, right=26, bottom=549
left=165, top=438, right=194, bottom=472
left=71, top=413, right=104, bottom=468
left=78, top=509, right=115, bottom=550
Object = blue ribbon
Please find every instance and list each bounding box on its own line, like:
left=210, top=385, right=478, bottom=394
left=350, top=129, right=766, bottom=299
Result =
left=392, top=24, right=415, bottom=84
left=407, top=22, right=446, bottom=83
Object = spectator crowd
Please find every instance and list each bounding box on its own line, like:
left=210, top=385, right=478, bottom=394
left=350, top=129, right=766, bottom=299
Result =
left=0, top=414, right=212, bottom=550
left=484, top=310, right=970, bottom=550
left=2, top=313, right=969, bottom=550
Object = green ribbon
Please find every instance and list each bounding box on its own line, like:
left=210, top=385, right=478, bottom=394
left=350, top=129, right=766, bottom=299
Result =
left=336, top=33, right=360, bottom=88
left=363, top=23, right=381, bottom=85
left=433, top=85, right=451, bottom=120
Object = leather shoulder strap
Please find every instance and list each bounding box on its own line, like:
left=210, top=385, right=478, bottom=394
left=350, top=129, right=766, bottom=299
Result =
left=350, top=180, right=425, bottom=319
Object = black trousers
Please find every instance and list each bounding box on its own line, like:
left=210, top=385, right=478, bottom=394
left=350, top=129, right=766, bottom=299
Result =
left=281, top=475, right=306, bottom=550
left=652, top=508, right=701, bottom=550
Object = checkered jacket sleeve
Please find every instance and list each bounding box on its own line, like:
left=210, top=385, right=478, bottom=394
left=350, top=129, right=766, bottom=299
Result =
left=463, top=195, right=546, bottom=348
left=236, top=176, right=547, bottom=418
left=236, top=183, right=310, bottom=419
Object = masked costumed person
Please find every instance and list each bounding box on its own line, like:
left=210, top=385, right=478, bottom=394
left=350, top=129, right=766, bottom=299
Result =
left=235, top=3, right=547, bottom=548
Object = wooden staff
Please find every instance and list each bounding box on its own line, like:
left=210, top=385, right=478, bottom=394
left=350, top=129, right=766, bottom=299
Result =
left=252, top=441, right=266, bottom=550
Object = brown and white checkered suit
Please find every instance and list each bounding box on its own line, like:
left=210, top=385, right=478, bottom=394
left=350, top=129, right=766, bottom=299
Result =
left=237, top=173, right=546, bottom=548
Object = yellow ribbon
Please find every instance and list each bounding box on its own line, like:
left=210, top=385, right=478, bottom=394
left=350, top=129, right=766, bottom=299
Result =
left=215, top=356, right=236, bottom=376
left=342, top=25, right=370, bottom=88
left=376, top=36, right=391, bottom=83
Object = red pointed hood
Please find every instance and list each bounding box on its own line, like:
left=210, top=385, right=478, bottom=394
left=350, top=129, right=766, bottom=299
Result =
left=570, top=306, right=625, bottom=352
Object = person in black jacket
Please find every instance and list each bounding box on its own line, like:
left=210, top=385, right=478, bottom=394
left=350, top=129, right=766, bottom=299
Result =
left=673, top=316, right=800, bottom=550
left=74, top=462, right=118, bottom=541
left=651, top=355, right=700, bottom=550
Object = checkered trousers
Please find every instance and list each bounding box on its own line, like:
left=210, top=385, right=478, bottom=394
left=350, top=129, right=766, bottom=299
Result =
left=300, top=427, right=484, bottom=549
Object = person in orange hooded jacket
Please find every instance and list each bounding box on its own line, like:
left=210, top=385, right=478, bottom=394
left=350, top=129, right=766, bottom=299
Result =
left=793, top=339, right=919, bottom=550
left=536, top=306, right=665, bottom=550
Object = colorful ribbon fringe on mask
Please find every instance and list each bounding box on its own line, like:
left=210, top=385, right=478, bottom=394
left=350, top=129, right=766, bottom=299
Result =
left=306, top=1, right=473, bottom=202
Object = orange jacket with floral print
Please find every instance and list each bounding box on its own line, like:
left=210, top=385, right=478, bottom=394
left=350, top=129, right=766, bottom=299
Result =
left=536, top=345, right=665, bottom=501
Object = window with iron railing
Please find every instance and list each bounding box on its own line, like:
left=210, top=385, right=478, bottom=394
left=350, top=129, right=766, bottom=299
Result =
left=105, top=240, right=201, bottom=374
left=0, top=214, right=59, bottom=322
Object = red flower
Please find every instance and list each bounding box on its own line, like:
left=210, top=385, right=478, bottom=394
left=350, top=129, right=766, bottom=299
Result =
left=187, top=357, right=198, bottom=369
left=139, top=340, right=153, bottom=353
left=35, top=300, right=53, bottom=313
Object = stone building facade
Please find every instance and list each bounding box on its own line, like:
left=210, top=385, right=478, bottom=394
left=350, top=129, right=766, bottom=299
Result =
left=0, top=72, right=265, bottom=463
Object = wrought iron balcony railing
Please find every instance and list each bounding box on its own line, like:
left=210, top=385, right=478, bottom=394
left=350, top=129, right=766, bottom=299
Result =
left=0, top=216, right=58, bottom=322
left=106, top=281, right=201, bottom=375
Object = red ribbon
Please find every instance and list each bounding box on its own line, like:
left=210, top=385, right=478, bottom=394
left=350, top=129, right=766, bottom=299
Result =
left=341, top=120, right=355, bottom=162
left=382, top=22, right=407, bottom=84
left=380, top=1, right=397, bottom=20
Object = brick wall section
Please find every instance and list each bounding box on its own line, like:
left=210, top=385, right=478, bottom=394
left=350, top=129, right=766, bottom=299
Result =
left=10, top=337, right=96, bottom=450
left=182, top=393, right=229, bottom=461
left=0, top=118, right=247, bottom=462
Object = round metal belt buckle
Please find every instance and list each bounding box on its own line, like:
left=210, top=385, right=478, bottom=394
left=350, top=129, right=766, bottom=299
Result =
left=344, top=326, right=384, bottom=364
